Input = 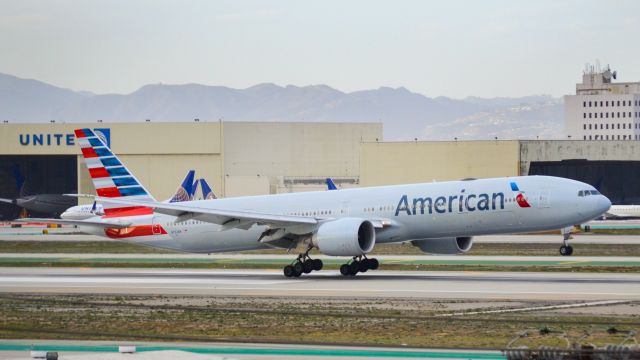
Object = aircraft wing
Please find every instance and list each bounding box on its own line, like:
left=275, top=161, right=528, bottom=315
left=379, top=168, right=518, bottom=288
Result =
left=0, top=198, right=15, bottom=204
left=94, top=196, right=318, bottom=229
left=15, top=218, right=132, bottom=229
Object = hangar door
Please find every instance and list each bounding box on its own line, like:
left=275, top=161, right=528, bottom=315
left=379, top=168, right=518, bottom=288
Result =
left=0, top=155, right=77, bottom=220
left=528, top=159, right=640, bottom=205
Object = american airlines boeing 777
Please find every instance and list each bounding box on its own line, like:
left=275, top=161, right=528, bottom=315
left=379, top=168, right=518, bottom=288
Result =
left=23, top=129, right=612, bottom=277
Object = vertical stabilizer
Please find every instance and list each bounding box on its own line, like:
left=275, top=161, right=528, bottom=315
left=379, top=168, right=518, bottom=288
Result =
left=169, top=170, right=195, bottom=203
left=326, top=178, right=338, bottom=190
left=75, top=128, right=156, bottom=215
left=191, top=179, right=199, bottom=200
left=200, top=178, right=217, bottom=200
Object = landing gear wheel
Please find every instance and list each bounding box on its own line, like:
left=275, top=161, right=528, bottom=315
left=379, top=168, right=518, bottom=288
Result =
left=303, top=261, right=314, bottom=274
left=368, top=258, right=379, bottom=270
left=283, top=265, right=294, bottom=277
left=348, top=261, right=359, bottom=276
left=559, top=245, right=573, bottom=256
left=312, top=259, right=323, bottom=271
left=340, top=264, right=350, bottom=276
left=358, top=260, right=369, bottom=273
left=293, top=261, right=304, bottom=275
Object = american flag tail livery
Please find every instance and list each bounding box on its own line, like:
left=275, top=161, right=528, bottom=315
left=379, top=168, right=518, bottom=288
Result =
left=75, top=128, right=156, bottom=215
left=169, top=170, right=195, bottom=203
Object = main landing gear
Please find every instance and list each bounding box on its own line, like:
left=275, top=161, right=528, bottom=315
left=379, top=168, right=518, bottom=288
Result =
left=283, top=251, right=323, bottom=278
left=340, top=255, right=379, bottom=276
left=559, top=227, right=574, bottom=256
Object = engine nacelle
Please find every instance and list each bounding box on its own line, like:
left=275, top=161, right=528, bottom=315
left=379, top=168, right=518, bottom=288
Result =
left=411, top=236, right=473, bottom=254
left=312, top=218, right=376, bottom=256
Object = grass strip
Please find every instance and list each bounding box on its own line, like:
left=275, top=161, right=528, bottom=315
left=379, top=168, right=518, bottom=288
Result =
left=1, top=295, right=637, bottom=350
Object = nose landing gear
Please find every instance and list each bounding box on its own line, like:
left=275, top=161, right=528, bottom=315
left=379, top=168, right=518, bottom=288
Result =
left=283, top=250, right=323, bottom=278
left=559, top=227, right=574, bottom=256
left=340, top=255, right=379, bottom=276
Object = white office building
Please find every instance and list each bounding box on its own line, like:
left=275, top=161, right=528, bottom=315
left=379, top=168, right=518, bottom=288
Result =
left=564, top=65, right=640, bottom=140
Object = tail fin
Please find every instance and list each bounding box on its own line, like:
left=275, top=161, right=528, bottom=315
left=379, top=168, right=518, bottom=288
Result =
left=190, top=179, right=199, bottom=200
left=169, top=170, right=195, bottom=203
left=200, top=178, right=217, bottom=200
left=75, top=128, right=156, bottom=215
left=12, top=165, right=28, bottom=197
left=326, top=178, right=338, bottom=190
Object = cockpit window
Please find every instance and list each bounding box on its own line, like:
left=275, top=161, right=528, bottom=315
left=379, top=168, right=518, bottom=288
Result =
left=590, top=190, right=600, bottom=195
left=578, top=190, right=584, bottom=197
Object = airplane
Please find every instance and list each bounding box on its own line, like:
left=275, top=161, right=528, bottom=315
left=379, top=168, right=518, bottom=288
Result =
left=0, top=165, right=77, bottom=218
left=21, top=128, right=612, bottom=277
left=604, top=204, right=640, bottom=219
left=60, top=170, right=199, bottom=220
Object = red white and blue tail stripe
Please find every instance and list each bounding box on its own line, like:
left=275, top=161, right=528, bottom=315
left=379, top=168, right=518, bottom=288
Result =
left=75, top=128, right=156, bottom=215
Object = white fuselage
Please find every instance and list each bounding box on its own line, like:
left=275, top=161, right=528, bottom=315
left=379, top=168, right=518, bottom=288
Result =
left=61, top=204, right=104, bottom=220
left=606, top=205, right=640, bottom=219
left=89, top=176, right=610, bottom=254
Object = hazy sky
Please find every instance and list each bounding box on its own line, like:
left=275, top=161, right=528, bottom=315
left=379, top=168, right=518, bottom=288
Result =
left=1, top=0, right=639, bottom=98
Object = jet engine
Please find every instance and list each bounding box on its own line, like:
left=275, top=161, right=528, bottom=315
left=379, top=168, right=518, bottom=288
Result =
left=312, top=218, right=376, bottom=256
left=411, top=236, right=473, bottom=254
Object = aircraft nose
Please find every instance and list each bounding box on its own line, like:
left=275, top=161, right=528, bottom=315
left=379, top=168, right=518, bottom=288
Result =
left=598, top=195, right=612, bottom=213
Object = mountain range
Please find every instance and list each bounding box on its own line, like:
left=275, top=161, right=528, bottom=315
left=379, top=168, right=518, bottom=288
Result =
left=0, top=72, right=563, bottom=140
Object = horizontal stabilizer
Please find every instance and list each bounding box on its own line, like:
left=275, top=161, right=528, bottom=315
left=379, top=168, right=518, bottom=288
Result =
left=15, top=218, right=132, bottom=229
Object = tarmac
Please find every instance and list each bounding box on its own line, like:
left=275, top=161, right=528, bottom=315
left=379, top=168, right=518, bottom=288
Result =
left=0, top=267, right=638, bottom=300
left=1, top=253, right=640, bottom=268
left=2, top=232, right=640, bottom=244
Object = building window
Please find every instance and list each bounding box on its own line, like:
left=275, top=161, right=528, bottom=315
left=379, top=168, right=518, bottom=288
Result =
left=583, top=135, right=586, bottom=140
left=589, top=101, right=592, bottom=107
left=624, top=112, right=626, bottom=118
left=624, top=135, right=627, bottom=140
left=617, top=135, right=621, bottom=140
left=589, top=113, right=592, bottom=118
left=617, top=101, right=621, bottom=106
left=600, top=124, right=603, bottom=129
left=600, top=101, right=603, bottom=107
left=583, top=124, right=586, bottom=130
left=617, top=123, right=620, bottom=129
left=606, top=135, right=609, bottom=140
left=583, top=113, right=586, bottom=118
left=630, top=112, right=632, bottom=118
left=618, top=112, right=620, bottom=118
left=589, top=124, right=592, bottom=130
left=606, top=113, right=609, bottom=118
left=583, top=101, right=586, bottom=107
left=606, top=101, right=609, bottom=106
left=589, top=135, right=592, bottom=140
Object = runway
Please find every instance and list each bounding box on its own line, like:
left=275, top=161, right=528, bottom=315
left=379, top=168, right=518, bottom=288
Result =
left=1, top=267, right=638, bottom=300
left=3, top=233, right=640, bottom=244
left=1, top=253, right=639, bottom=267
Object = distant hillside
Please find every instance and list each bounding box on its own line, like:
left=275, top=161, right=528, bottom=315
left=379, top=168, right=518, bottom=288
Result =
left=0, top=72, right=563, bottom=140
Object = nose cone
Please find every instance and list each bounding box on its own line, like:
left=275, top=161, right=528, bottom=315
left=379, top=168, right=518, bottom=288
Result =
left=598, top=195, right=612, bottom=214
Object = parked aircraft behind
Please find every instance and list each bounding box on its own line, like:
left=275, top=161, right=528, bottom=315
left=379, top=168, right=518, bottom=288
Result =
left=604, top=204, right=640, bottom=219
left=60, top=170, right=198, bottom=220
left=0, top=166, right=76, bottom=217
left=22, top=129, right=611, bottom=277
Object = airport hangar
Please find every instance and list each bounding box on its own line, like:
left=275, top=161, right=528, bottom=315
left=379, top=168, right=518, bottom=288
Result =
left=1, top=121, right=640, bottom=219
